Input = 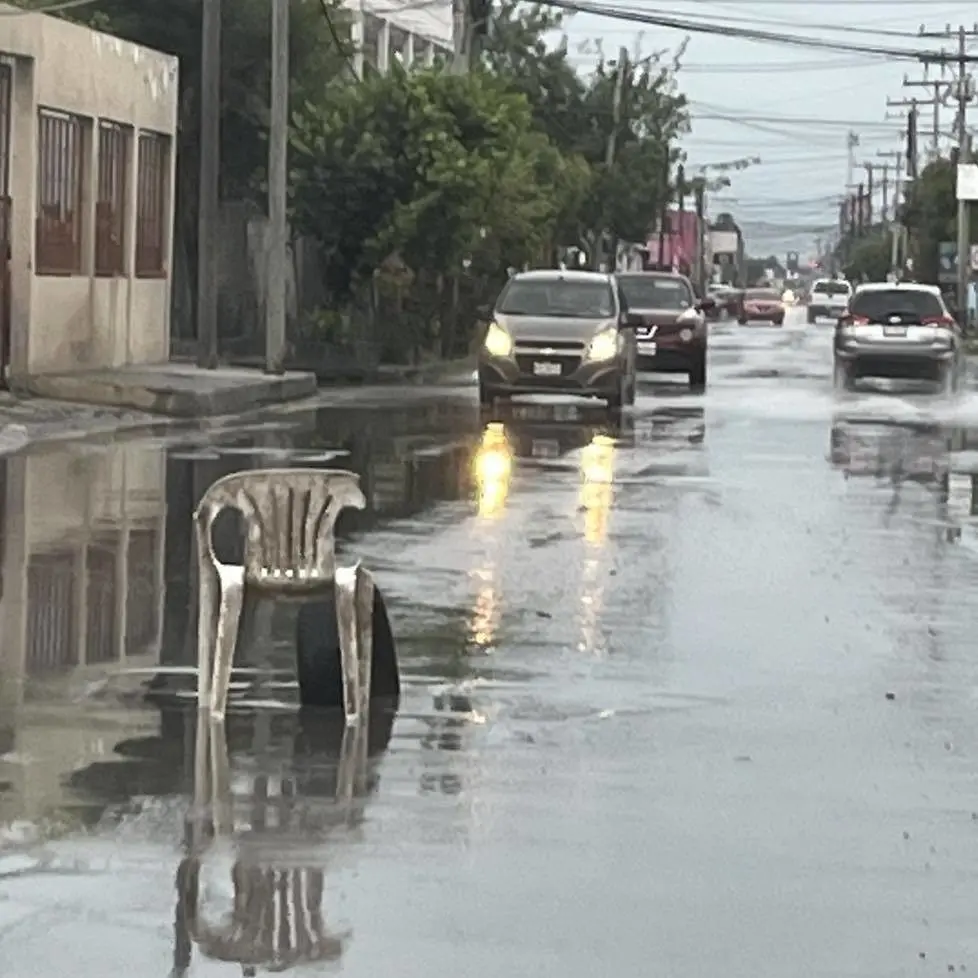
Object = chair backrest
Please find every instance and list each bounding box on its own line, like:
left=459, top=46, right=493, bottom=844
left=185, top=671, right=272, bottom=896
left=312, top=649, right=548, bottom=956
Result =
left=194, top=468, right=366, bottom=584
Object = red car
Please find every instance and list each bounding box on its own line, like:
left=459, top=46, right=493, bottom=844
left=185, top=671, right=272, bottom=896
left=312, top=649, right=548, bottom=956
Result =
left=738, top=287, right=785, bottom=326
left=617, top=271, right=714, bottom=388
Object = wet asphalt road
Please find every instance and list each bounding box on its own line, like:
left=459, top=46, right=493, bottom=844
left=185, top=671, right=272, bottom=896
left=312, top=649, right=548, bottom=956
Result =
left=6, top=308, right=978, bottom=974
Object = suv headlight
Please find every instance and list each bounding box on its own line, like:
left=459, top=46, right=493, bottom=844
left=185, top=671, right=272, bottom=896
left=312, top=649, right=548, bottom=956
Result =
left=586, top=328, right=619, bottom=362
left=483, top=321, right=513, bottom=358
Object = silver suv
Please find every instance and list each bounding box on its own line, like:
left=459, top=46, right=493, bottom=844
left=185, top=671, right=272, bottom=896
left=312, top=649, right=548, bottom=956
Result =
left=833, top=282, right=963, bottom=392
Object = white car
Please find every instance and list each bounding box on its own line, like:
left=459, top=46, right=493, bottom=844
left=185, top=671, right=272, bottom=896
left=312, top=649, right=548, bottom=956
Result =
left=832, top=281, right=964, bottom=392
left=808, top=278, right=852, bottom=323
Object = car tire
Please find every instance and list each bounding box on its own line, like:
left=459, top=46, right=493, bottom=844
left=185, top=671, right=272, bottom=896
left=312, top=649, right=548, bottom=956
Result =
left=807, top=310, right=816, bottom=325
left=833, top=359, right=853, bottom=391
left=737, top=318, right=747, bottom=326
left=688, top=353, right=707, bottom=390
left=774, top=317, right=784, bottom=327
left=939, top=362, right=958, bottom=395
left=624, top=372, right=636, bottom=406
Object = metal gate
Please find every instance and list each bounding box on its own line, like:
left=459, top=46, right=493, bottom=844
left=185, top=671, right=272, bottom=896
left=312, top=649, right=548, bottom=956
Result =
left=0, top=61, right=11, bottom=388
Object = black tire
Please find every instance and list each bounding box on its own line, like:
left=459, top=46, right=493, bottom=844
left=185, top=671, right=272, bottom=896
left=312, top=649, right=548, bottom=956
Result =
left=624, top=372, right=636, bottom=406
left=807, top=310, right=816, bottom=325
left=688, top=353, right=707, bottom=390
left=774, top=318, right=784, bottom=327
left=737, top=318, right=747, bottom=326
left=296, top=588, right=401, bottom=709
left=833, top=359, right=853, bottom=391
left=939, top=362, right=958, bottom=395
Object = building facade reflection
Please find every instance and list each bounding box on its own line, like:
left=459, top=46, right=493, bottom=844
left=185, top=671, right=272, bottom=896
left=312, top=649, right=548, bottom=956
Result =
left=0, top=443, right=167, bottom=825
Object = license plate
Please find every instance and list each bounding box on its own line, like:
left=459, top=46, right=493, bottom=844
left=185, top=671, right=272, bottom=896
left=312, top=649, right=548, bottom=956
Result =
left=531, top=439, right=560, bottom=458
left=533, top=361, right=561, bottom=377
left=883, top=326, right=908, bottom=337
left=638, top=341, right=657, bottom=355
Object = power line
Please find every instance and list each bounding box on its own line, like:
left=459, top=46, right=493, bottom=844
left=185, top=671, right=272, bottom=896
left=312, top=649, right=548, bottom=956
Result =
left=536, top=0, right=976, bottom=63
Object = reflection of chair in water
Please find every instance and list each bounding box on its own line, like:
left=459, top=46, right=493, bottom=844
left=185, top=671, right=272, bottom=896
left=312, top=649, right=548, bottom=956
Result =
left=194, top=469, right=376, bottom=723
left=174, top=706, right=396, bottom=975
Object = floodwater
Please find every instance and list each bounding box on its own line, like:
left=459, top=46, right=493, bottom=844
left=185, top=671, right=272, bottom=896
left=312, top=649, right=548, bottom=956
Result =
left=5, top=310, right=978, bottom=974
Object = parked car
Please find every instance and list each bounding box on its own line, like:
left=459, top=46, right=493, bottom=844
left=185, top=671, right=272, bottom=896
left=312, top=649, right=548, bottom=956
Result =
left=616, top=270, right=714, bottom=389
left=808, top=278, right=852, bottom=323
left=833, top=281, right=963, bottom=392
left=738, top=287, right=784, bottom=326
left=477, top=269, right=637, bottom=410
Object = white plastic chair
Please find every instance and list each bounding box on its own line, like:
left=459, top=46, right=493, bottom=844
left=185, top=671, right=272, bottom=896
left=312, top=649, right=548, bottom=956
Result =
left=194, top=468, right=375, bottom=723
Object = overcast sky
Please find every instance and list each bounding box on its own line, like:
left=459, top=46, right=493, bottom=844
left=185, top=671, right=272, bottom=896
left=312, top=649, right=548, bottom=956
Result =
left=557, top=0, right=976, bottom=260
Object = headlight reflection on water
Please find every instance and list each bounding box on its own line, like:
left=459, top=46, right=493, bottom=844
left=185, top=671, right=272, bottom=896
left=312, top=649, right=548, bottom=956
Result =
left=474, top=423, right=513, bottom=520
left=579, top=433, right=615, bottom=546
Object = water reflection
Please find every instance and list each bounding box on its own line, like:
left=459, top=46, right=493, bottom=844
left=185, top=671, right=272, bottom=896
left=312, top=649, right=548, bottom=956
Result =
left=829, top=417, right=953, bottom=488
left=1, top=399, right=485, bottom=830
left=172, top=704, right=394, bottom=974
left=473, top=423, right=512, bottom=520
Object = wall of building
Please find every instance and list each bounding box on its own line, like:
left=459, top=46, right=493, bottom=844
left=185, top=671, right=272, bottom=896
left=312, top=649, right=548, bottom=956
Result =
left=0, top=5, right=178, bottom=379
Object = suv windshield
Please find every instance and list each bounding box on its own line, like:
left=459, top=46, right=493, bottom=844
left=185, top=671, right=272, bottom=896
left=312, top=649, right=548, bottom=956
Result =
left=497, top=278, right=615, bottom=318
left=849, top=289, right=944, bottom=321
left=618, top=275, right=693, bottom=310
left=813, top=281, right=850, bottom=295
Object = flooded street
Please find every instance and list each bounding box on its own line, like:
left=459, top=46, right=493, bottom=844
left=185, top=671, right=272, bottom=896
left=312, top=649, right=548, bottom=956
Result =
left=6, top=311, right=978, bottom=974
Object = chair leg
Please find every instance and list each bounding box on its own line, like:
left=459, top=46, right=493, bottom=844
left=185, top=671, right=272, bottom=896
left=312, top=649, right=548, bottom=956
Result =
left=354, top=565, right=375, bottom=721
left=209, top=718, right=233, bottom=836
left=210, top=574, right=246, bottom=722
left=196, top=556, right=219, bottom=711
left=334, top=566, right=359, bottom=725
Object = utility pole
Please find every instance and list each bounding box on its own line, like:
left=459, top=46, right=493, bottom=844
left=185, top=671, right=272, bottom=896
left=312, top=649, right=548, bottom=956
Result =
left=846, top=130, right=858, bottom=198
left=919, top=24, right=978, bottom=324
left=864, top=163, right=875, bottom=228
left=899, top=77, right=949, bottom=159
left=453, top=0, right=489, bottom=74
left=878, top=149, right=903, bottom=274
left=266, top=0, right=289, bottom=375
left=694, top=180, right=707, bottom=295
left=598, top=47, right=627, bottom=272
left=856, top=183, right=865, bottom=235
left=197, top=0, right=221, bottom=370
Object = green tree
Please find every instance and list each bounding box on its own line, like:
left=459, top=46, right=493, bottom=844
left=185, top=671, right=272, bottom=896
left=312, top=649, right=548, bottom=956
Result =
left=289, top=67, right=584, bottom=301
left=842, top=230, right=891, bottom=283
left=900, top=158, right=956, bottom=284
left=484, top=3, right=688, bottom=253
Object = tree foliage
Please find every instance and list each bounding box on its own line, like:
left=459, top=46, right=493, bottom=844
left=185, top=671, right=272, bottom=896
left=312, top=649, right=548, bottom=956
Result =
left=842, top=230, right=891, bottom=283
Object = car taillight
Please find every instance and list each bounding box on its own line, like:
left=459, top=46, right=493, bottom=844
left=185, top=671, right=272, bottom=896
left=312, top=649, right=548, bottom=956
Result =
left=838, top=315, right=868, bottom=326
left=922, top=315, right=956, bottom=328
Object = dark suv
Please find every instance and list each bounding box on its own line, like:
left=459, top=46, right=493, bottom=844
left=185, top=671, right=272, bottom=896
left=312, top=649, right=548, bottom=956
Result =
left=833, top=282, right=963, bottom=391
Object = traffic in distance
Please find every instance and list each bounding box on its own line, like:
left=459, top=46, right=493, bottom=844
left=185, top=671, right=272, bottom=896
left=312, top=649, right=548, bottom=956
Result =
left=476, top=264, right=961, bottom=406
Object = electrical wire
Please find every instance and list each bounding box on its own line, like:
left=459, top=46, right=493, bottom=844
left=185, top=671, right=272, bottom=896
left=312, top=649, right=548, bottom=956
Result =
left=0, top=0, right=102, bottom=13
left=535, top=0, right=967, bottom=63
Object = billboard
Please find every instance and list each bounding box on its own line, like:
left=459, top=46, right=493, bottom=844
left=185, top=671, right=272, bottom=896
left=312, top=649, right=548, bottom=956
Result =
left=710, top=229, right=739, bottom=255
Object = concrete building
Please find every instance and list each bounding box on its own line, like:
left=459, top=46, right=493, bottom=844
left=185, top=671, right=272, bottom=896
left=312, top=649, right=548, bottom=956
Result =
left=0, top=5, right=178, bottom=385
left=344, top=0, right=455, bottom=75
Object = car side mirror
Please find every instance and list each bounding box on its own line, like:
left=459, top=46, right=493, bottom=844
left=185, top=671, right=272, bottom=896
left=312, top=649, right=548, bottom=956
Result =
left=619, top=312, right=643, bottom=328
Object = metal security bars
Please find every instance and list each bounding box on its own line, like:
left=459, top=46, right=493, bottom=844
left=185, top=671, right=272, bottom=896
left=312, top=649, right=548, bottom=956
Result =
left=36, top=108, right=85, bottom=275
left=135, top=130, right=169, bottom=277
left=95, top=120, right=129, bottom=276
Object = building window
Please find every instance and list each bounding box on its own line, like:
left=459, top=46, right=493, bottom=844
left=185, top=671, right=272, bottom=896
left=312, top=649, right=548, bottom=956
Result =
left=135, top=130, right=169, bottom=278
left=36, top=109, right=86, bottom=276
left=95, top=120, right=130, bottom=277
